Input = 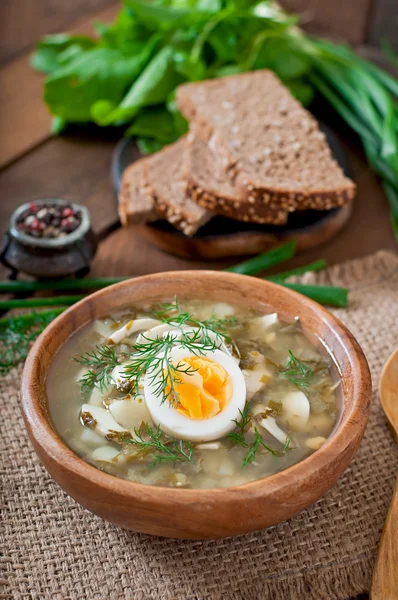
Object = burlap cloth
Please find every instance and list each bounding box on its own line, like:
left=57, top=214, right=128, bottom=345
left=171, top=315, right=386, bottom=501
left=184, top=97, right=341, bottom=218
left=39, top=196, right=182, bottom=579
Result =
left=1, top=250, right=398, bottom=600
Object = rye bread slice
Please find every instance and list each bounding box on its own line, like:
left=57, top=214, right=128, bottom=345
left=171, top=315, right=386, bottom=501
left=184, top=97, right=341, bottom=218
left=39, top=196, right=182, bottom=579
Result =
left=119, top=159, right=159, bottom=225
left=119, top=140, right=212, bottom=236
left=186, top=133, right=289, bottom=225
left=177, top=71, right=356, bottom=214
left=145, top=138, right=212, bottom=236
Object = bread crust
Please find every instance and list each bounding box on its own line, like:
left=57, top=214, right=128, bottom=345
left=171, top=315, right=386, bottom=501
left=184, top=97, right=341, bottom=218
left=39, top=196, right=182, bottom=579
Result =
left=118, top=158, right=159, bottom=225
left=177, top=70, right=356, bottom=222
left=144, top=139, right=212, bottom=236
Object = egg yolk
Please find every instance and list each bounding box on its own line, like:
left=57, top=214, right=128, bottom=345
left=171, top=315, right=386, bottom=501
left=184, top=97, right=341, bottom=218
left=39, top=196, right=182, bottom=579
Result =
left=167, top=357, right=232, bottom=420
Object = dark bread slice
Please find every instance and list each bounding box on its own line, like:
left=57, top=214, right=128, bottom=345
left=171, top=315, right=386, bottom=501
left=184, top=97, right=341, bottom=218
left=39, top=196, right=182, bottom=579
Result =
left=145, top=138, right=212, bottom=236
left=177, top=71, right=356, bottom=214
left=119, top=159, right=159, bottom=225
left=186, top=133, right=289, bottom=225
left=119, top=139, right=212, bottom=236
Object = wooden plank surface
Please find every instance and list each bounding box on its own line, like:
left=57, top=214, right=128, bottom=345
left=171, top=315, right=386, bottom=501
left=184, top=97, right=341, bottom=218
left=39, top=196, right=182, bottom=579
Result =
left=0, top=130, right=118, bottom=235
left=280, top=0, right=373, bottom=44
left=367, top=0, right=398, bottom=52
left=0, top=0, right=115, bottom=64
left=0, top=0, right=395, bottom=281
left=0, top=3, right=119, bottom=169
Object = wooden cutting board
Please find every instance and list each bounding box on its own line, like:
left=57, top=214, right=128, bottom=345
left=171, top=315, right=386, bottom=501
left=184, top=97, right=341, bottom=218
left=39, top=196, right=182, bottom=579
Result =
left=112, top=123, right=353, bottom=260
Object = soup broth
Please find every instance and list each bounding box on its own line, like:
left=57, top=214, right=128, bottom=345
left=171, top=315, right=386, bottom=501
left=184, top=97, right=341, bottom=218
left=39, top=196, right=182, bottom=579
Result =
left=47, top=298, right=339, bottom=489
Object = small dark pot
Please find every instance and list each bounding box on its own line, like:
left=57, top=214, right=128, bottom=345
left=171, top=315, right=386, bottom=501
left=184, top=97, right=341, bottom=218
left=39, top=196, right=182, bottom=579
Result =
left=0, top=199, right=98, bottom=279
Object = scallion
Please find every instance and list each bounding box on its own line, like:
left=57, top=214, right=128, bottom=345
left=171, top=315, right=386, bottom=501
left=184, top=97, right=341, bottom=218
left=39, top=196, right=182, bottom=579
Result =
left=279, top=283, right=348, bottom=308
left=0, top=296, right=84, bottom=309
left=226, top=241, right=296, bottom=275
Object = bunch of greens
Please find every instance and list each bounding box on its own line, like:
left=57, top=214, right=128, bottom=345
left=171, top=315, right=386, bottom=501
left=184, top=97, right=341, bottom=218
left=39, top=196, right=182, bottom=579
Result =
left=0, top=309, right=65, bottom=375
left=32, top=0, right=398, bottom=236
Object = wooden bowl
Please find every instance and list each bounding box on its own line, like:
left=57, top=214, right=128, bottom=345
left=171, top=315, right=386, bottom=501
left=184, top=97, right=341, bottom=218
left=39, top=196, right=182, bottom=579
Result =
left=21, top=272, right=372, bottom=539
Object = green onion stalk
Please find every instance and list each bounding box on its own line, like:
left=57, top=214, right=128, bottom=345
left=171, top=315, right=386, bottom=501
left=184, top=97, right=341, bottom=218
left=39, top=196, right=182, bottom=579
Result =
left=0, top=241, right=347, bottom=309
left=284, top=29, right=398, bottom=238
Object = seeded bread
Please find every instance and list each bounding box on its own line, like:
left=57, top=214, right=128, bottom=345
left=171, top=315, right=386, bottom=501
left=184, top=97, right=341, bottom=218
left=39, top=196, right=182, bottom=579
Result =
left=119, top=159, right=158, bottom=225
left=119, top=139, right=212, bottom=236
left=144, top=138, right=212, bottom=236
left=186, top=133, right=289, bottom=225
left=177, top=71, right=356, bottom=216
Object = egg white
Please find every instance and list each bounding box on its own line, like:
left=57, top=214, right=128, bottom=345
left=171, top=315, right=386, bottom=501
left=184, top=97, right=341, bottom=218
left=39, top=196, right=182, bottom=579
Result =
left=143, top=346, right=246, bottom=442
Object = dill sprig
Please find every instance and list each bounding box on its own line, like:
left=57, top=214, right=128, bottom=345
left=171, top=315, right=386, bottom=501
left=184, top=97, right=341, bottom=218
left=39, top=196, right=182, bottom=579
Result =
left=123, top=329, right=217, bottom=405
left=226, top=403, right=292, bottom=468
left=242, top=427, right=292, bottom=468
left=227, top=403, right=251, bottom=447
left=119, top=422, right=194, bottom=467
left=153, top=297, right=238, bottom=346
left=0, top=308, right=65, bottom=375
left=73, top=302, right=229, bottom=403
left=280, top=350, right=314, bottom=392
left=74, top=344, right=119, bottom=390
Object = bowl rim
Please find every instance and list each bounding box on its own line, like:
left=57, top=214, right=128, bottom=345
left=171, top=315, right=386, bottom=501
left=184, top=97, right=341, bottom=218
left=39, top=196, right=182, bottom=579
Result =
left=21, top=270, right=371, bottom=506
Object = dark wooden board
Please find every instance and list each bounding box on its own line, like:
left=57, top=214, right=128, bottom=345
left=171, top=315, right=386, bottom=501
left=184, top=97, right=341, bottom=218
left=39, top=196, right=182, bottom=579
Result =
left=92, top=138, right=396, bottom=276
left=112, top=122, right=354, bottom=260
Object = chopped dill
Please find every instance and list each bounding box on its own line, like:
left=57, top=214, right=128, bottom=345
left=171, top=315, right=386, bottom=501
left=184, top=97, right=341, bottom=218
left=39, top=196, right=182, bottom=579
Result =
left=234, top=402, right=252, bottom=433
left=124, top=328, right=220, bottom=405
left=226, top=403, right=292, bottom=468
left=153, top=296, right=238, bottom=345
left=242, top=427, right=292, bottom=468
left=113, top=422, right=194, bottom=467
left=75, top=297, right=240, bottom=402
left=227, top=402, right=251, bottom=447
left=74, top=344, right=119, bottom=390
left=280, top=350, right=314, bottom=392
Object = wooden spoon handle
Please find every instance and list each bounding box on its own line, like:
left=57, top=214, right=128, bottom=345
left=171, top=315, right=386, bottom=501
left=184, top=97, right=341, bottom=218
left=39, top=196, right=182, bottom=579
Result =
left=371, top=475, right=398, bottom=599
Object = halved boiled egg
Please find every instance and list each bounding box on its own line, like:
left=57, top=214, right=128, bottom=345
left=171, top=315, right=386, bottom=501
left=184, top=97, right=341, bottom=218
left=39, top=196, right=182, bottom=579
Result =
left=144, top=346, right=246, bottom=442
